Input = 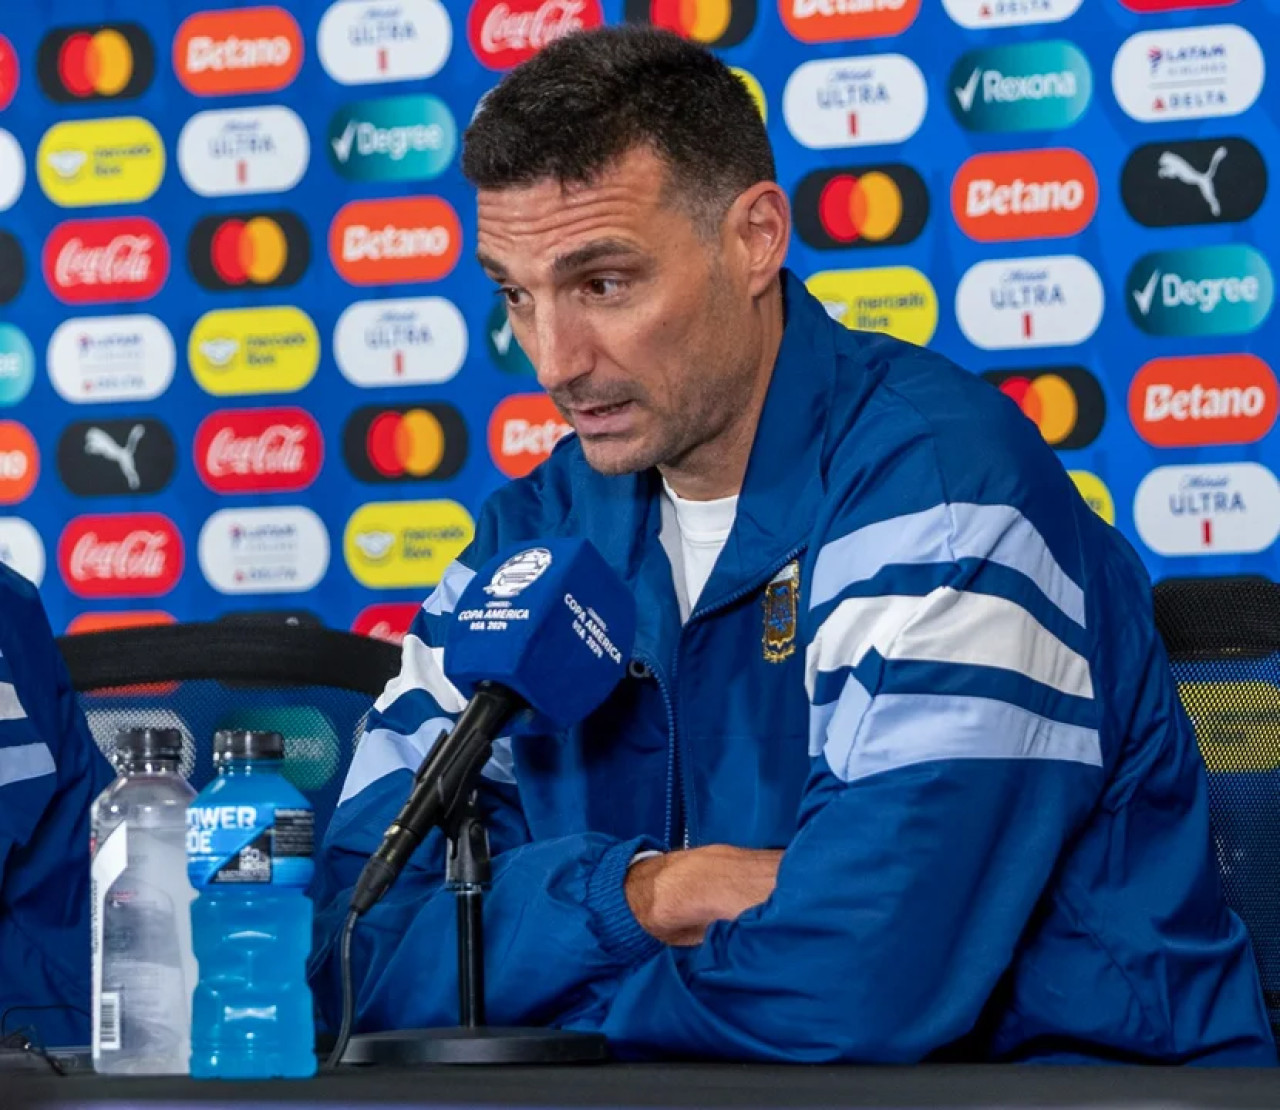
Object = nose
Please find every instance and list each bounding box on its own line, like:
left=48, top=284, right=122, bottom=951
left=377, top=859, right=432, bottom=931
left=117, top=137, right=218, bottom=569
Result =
left=531, top=304, right=593, bottom=395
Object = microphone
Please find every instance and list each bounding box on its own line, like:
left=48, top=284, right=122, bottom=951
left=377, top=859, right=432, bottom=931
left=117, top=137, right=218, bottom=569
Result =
left=350, top=538, right=637, bottom=916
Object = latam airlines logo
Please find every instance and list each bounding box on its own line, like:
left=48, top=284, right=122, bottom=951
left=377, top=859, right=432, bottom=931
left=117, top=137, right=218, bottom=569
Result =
left=952, top=148, right=1098, bottom=241
left=59, top=513, right=184, bottom=598
left=327, top=95, right=457, bottom=182
left=178, top=107, right=310, bottom=198
left=624, top=0, right=757, bottom=48
left=1127, top=246, right=1273, bottom=337
left=949, top=41, right=1091, bottom=132
left=37, top=24, right=155, bottom=102
left=48, top=315, right=175, bottom=403
left=334, top=297, right=467, bottom=387
left=1112, top=26, right=1263, bottom=122
left=1129, top=355, right=1277, bottom=448
left=794, top=164, right=928, bottom=250
left=329, top=197, right=462, bottom=285
left=195, top=407, right=324, bottom=494
left=37, top=118, right=165, bottom=207
left=956, top=255, right=1104, bottom=350
left=942, top=0, right=1082, bottom=28
left=44, top=218, right=169, bottom=305
left=780, top=0, right=921, bottom=43
left=174, top=7, right=304, bottom=96
left=199, top=507, right=329, bottom=595
left=318, top=0, right=452, bottom=85
left=782, top=55, right=927, bottom=149
left=469, top=0, right=602, bottom=69
left=1121, top=138, right=1266, bottom=228
left=1135, top=464, right=1280, bottom=556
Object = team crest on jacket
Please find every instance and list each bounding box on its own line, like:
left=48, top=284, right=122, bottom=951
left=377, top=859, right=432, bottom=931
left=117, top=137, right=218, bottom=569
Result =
left=763, top=560, right=799, bottom=663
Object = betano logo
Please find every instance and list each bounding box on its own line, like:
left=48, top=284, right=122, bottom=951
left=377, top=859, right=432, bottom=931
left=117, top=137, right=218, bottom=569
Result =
left=0, top=422, right=38, bottom=505
left=780, top=0, right=920, bottom=43
left=174, top=6, right=303, bottom=96
left=327, top=95, right=457, bottom=182
left=806, top=267, right=938, bottom=346
left=0, top=325, right=34, bottom=407
left=178, top=106, right=310, bottom=198
left=624, top=0, right=756, bottom=48
left=783, top=55, right=927, bottom=149
left=344, top=403, right=468, bottom=483
left=488, top=393, right=572, bottom=478
left=942, top=0, right=1083, bottom=29
left=952, top=148, right=1097, bottom=241
left=983, top=366, right=1105, bottom=450
left=1135, top=463, right=1280, bottom=556
left=188, top=210, right=310, bottom=292
left=793, top=164, right=928, bottom=250
left=1069, top=471, right=1114, bottom=525
left=0, top=36, right=17, bottom=111
left=468, top=0, right=603, bottom=70
left=344, top=500, right=475, bottom=589
left=1112, top=25, right=1262, bottom=123
left=330, top=197, right=462, bottom=285
left=334, top=297, right=467, bottom=387
left=188, top=306, right=320, bottom=397
left=1127, top=245, right=1273, bottom=337
left=318, top=0, right=452, bottom=86
left=37, top=23, right=154, bottom=102
left=37, top=117, right=165, bottom=207
left=1129, top=354, right=1277, bottom=447
left=66, top=611, right=174, bottom=635
left=949, top=41, right=1091, bottom=132
left=956, top=255, right=1103, bottom=350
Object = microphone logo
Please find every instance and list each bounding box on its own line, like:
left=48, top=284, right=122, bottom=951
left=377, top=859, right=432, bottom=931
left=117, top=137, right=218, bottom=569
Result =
left=482, top=546, right=552, bottom=599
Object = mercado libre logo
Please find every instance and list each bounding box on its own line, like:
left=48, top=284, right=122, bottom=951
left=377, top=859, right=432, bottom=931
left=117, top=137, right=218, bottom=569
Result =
left=344, top=500, right=475, bottom=589
left=0, top=36, right=17, bottom=111
left=327, top=95, right=457, bottom=183
left=624, top=0, right=757, bottom=48
left=982, top=367, right=1105, bottom=451
left=1126, top=246, right=1273, bottom=337
left=329, top=197, right=462, bottom=285
left=793, top=164, right=928, bottom=251
left=468, top=0, right=605, bottom=70
left=1129, top=354, right=1277, bottom=448
left=37, top=23, right=154, bottom=102
left=174, top=6, right=304, bottom=97
left=37, top=117, right=165, bottom=208
left=780, top=0, right=920, bottom=43
left=188, top=306, right=321, bottom=397
left=949, top=41, right=1092, bottom=132
left=344, top=403, right=468, bottom=483
left=952, top=149, right=1098, bottom=242
left=188, top=211, right=310, bottom=292
left=805, top=267, right=938, bottom=347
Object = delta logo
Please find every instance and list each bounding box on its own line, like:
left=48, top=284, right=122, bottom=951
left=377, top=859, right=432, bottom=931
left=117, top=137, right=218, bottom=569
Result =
left=175, top=6, right=303, bottom=96
left=48, top=315, right=175, bottom=404
left=942, top=0, right=1082, bottom=29
left=0, top=36, right=18, bottom=111
left=334, top=297, right=468, bottom=387
left=44, top=218, right=169, bottom=305
left=805, top=267, right=938, bottom=346
left=188, top=306, right=321, bottom=397
left=1127, top=246, right=1273, bottom=337
left=956, top=255, right=1103, bottom=350
left=488, top=394, right=572, bottom=479
left=949, top=41, right=1092, bottom=132
left=59, top=513, right=184, bottom=598
left=469, top=0, right=603, bottom=70
left=178, top=106, right=310, bottom=198
left=1134, top=463, right=1280, bottom=556
left=188, top=211, right=309, bottom=292
left=344, top=403, right=468, bottom=483
left=0, top=422, right=38, bottom=505
left=195, top=407, right=324, bottom=494
left=783, top=55, right=927, bottom=149
left=199, top=506, right=329, bottom=595
left=1129, top=355, right=1277, bottom=448
left=624, top=0, right=757, bottom=48
left=0, top=234, right=24, bottom=306
left=37, top=24, right=154, bottom=102
left=952, top=149, right=1097, bottom=242
left=330, top=197, right=462, bottom=285
left=318, top=0, right=452, bottom=86
left=37, top=118, right=165, bottom=208
left=793, top=164, right=928, bottom=251
left=780, top=0, right=920, bottom=42
left=983, top=366, right=1105, bottom=450
left=327, top=95, right=457, bottom=183
left=352, top=602, right=420, bottom=645
left=1112, top=25, right=1262, bottom=122
left=344, top=500, right=475, bottom=589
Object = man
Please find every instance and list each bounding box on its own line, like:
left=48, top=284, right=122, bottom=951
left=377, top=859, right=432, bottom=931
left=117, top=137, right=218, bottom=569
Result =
left=311, top=27, right=1273, bottom=1063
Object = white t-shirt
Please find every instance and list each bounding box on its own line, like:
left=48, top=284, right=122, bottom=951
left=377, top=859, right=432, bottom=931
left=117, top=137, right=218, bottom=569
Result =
left=658, top=478, right=739, bottom=623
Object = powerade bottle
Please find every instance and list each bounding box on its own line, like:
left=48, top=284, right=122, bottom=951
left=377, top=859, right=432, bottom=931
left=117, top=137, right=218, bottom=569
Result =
left=187, top=730, right=316, bottom=1079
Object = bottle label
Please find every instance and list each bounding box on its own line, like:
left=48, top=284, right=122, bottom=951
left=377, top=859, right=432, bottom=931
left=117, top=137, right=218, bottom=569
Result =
left=186, top=803, right=314, bottom=888
left=91, top=824, right=128, bottom=1059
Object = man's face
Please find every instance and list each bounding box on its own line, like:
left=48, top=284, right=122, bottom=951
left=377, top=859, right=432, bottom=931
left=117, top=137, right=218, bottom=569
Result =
left=475, top=147, right=757, bottom=477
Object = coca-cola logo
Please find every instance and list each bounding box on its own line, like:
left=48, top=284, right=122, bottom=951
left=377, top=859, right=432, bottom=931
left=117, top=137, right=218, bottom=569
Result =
left=44, top=217, right=169, bottom=304
left=468, top=0, right=602, bottom=69
left=194, top=406, right=323, bottom=493
left=352, top=602, right=421, bottom=645
left=59, top=512, right=183, bottom=598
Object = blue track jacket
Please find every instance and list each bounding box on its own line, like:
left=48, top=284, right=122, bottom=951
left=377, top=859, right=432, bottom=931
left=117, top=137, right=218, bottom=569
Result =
left=312, top=272, right=1274, bottom=1064
left=0, top=564, right=114, bottom=1048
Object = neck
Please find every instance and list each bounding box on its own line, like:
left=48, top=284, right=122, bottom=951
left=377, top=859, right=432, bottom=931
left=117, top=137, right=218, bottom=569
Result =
left=659, top=279, right=784, bottom=501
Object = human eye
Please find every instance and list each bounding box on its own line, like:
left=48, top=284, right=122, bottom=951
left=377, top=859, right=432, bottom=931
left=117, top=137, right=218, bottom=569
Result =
left=582, top=276, right=627, bottom=299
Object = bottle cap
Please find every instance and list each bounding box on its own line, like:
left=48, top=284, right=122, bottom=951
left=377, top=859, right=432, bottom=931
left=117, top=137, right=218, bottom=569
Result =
left=213, top=729, right=285, bottom=763
left=115, top=726, right=184, bottom=763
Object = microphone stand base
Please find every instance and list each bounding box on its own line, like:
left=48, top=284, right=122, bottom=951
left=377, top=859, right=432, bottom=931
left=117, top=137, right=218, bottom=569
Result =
left=340, top=1027, right=609, bottom=1066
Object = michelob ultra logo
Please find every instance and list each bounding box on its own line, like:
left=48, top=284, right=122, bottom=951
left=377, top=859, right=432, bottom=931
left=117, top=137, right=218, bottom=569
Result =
left=805, top=267, right=938, bottom=346
left=328, top=95, right=457, bottom=182
left=178, top=106, right=310, bottom=198
left=37, top=117, right=165, bottom=207
left=780, top=0, right=920, bottom=42
left=344, top=500, right=475, bottom=588
left=1134, top=463, right=1280, bottom=556
left=1129, top=354, right=1277, bottom=447
left=1127, top=246, right=1273, bottom=337
left=188, top=306, right=320, bottom=396
left=624, top=0, right=757, bottom=48
left=330, top=197, right=462, bottom=285
left=949, top=41, right=1091, bottom=132
left=174, top=6, right=304, bottom=96
left=0, top=130, right=24, bottom=213
left=318, top=0, right=452, bottom=85
left=37, top=23, right=154, bottom=102
left=957, top=255, right=1103, bottom=350
left=334, top=297, right=467, bottom=387
left=783, top=55, right=927, bottom=150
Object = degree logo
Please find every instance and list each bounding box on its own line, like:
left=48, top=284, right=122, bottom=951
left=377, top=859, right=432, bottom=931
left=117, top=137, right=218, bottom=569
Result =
left=0, top=36, right=18, bottom=111
left=488, top=394, right=572, bottom=479
left=793, top=164, right=928, bottom=250
left=37, top=118, right=165, bottom=208
left=329, top=197, right=462, bottom=285
left=37, top=24, right=154, bottom=102
left=804, top=267, right=938, bottom=346
left=344, top=403, right=468, bottom=483
left=0, top=325, right=34, bottom=407
left=0, top=423, right=38, bottom=505
left=780, top=0, right=920, bottom=43
left=982, top=366, right=1105, bottom=450
left=188, top=306, right=321, bottom=397
left=486, top=300, right=534, bottom=376
left=624, top=0, right=757, bottom=48
left=344, top=500, right=475, bottom=589
left=188, top=211, right=309, bottom=292
left=175, top=6, right=303, bottom=97
left=952, top=149, right=1098, bottom=242
left=327, top=95, right=457, bottom=183
left=1126, top=246, right=1273, bottom=337
left=1129, top=355, right=1277, bottom=448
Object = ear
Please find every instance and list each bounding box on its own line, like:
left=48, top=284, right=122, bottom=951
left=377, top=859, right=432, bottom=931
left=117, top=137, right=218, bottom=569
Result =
left=725, top=182, right=791, bottom=300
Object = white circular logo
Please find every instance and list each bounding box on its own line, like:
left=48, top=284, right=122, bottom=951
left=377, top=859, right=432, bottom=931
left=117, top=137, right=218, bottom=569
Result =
left=484, top=547, right=552, bottom=599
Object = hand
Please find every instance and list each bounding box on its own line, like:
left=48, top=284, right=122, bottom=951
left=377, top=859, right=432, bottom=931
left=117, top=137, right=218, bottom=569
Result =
left=625, top=844, right=783, bottom=947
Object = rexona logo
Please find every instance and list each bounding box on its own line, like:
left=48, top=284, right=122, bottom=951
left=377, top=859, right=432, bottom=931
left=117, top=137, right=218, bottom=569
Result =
left=488, top=394, right=572, bottom=479
left=0, top=325, right=34, bottom=407
left=0, top=36, right=18, bottom=111
left=1129, top=355, right=1277, bottom=448
left=983, top=367, right=1105, bottom=450
left=806, top=267, right=938, bottom=346
left=195, top=407, right=324, bottom=494
left=37, top=23, right=155, bottom=102
left=345, top=403, right=468, bottom=483
left=952, top=148, right=1097, bottom=242
left=1127, top=246, right=1273, bottom=337
left=334, top=297, right=467, bottom=387
left=44, top=217, right=169, bottom=305
left=949, top=41, right=1091, bottom=132
left=330, top=197, right=462, bottom=285
left=793, top=164, right=928, bottom=250
left=188, top=307, right=321, bottom=397
left=783, top=55, right=926, bottom=149
left=957, top=255, right=1103, bottom=350
left=328, top=95, right=457, bottom=182
left=1134, top=463, right=1280, bottom=556
left=486, top=300, right=534, bottom=376
left=469, top=0, right=603, bottom=69
left=624, top=0, right=756, bottom=47
left=0, top=130, right=25, bottom=213
left=178, top=106, right=309, bottom=198
left=57, top=417, right=175, bottom=497
left=0, top=234, right=22, bottom=305
left=780, top=0, right=921, bottom=43
left=48, top=315, right=175, bottom=403
left=37, top=117, right=165, bottom=207
left=318, top=0, right=452, bottom=85
left=188, top=210, right=309, bottom=292
left=174, top=7, right=303, bottom=96
left=1112, top=25, right=1262, bottom=122
left=352, top=602, right=420, bottom=646
left=199, top=506, right=329, bottom=595
left=0, top=518, right=45, bottom=587
left=942, top=0, right=1082, bottom=29
left=1121, top=138, right=1266, bottom=229
left=59, top=513, right=183, bottom=598
left=0, top=423, right=38, bottom=505
left=1069, top=471, right=1114, bottom=526
left=344, top=500, right=475, bottom=589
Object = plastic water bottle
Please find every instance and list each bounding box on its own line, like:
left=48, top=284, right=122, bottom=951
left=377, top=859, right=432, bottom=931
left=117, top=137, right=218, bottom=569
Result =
left=187, top=730, right=316, bottom=1079
left=90, top=727, right=197, bottom=1075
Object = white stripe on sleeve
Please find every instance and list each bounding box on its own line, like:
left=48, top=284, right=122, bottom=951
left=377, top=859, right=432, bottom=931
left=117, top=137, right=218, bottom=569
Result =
left=374, top=634, right=467, bottom=715
left=0, top=741, right=55, bottom=788
left=0, top=681, right=27, bottom=722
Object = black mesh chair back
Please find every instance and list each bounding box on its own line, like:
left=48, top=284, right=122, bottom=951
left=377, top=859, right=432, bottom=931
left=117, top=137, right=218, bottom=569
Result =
left=56, top=621, right=401, bottom=845
left=1153, top=575, right=1280, bottom=1040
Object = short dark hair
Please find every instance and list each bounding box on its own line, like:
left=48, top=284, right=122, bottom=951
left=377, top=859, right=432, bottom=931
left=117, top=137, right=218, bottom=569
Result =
left=461, top=26, right=776, bottom=230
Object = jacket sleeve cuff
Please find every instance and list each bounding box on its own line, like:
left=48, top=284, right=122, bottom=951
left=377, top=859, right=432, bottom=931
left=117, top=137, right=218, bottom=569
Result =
left=585, top=835, right=664, bottom=967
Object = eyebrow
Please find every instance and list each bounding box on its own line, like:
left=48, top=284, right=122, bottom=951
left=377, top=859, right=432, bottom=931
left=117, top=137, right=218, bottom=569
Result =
left=475, top=238, right=644, bottom=284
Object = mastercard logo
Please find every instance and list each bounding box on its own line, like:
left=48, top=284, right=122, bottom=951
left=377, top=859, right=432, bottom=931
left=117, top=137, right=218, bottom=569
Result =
left=344, top=403, right=468, bottom=484
left=188, top=211, right=310, bottom=292
left=982, top=366, right=1105, bottom=451
left=624, top=0, right=757, bottom=47
left=37, top=24, right=154, bottom=103
left=794, top=164, right=928, bottom=251
left=0, top=421, right=38, bottom=505
left=0, top=36, right=18, bottom=111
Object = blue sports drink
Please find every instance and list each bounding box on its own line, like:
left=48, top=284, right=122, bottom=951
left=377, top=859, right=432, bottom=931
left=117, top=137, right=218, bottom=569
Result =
left=186, top=730, right=316, bottom=1079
